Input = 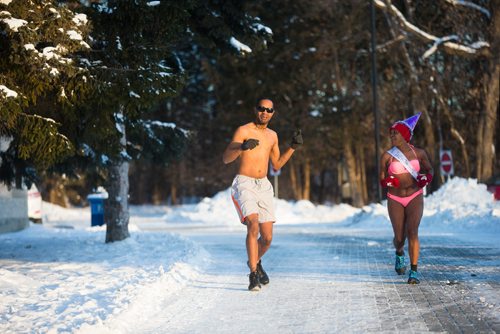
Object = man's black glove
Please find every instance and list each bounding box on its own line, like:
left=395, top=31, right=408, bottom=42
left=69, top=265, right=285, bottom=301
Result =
left=241, top=139, right=259, bottom=150
left=291, top=129, right=303, bottom=149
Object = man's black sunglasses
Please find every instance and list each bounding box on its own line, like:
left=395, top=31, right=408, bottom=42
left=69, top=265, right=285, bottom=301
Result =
left=256, top=105, right=274, bottom=113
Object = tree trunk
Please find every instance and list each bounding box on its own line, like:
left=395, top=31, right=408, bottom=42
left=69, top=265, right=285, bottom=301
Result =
left=357, top=142, right=368, bottom=204
left=105, top=109, right=130, bottom=243
left=478, top=63, right=499, bottom=181
left=289, top=160, right=303, bottom=200
left=302, top=157, right=311, bottom=200
left=437, top=95, right=471, bottom=177
left=151, top=165, right=163, bottom=205
left=45, top=177, right=68, bottom=207
left=318, top=169, right=326, bottom=203
left=170, top=182, right=178, bottom=205
left=106, top=161, right=130, bottom=242
left=343, top=135, right=364, bottom=207
left=478, top=1, right=500, bottom=181
left=131, top=162, right=148, bottom=204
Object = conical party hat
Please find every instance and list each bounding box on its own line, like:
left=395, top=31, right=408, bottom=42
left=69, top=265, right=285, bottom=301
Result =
left=396, top=112, right=421, bottom=137
left=403, top=112, right=421, bottom=131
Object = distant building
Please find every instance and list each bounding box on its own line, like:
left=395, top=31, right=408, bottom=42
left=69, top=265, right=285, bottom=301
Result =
left=0, top=135, right=28, bottom=233
left=0, top=184, right=29, bottom=233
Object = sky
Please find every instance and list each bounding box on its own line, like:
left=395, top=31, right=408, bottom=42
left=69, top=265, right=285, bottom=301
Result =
left=0, top=177, right=499, bottom=333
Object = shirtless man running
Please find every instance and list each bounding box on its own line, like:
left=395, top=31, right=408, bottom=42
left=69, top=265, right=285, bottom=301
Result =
left=222, top=98, right=303, bottom=291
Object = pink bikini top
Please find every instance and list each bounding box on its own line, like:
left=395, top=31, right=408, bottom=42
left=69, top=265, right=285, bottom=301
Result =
left=388, top=146, right=421, bottom=175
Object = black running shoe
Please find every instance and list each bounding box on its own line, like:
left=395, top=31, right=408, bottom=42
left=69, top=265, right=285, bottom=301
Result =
left=257, top=260, right=269, bottom=285
left=248, top=271, right=261, bottom=291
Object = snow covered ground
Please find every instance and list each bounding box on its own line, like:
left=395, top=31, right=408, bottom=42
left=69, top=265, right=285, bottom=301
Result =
left=0, top=177, right=499, bottom=333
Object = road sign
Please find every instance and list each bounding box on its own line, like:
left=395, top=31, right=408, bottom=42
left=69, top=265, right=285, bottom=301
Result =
left=440, top=150, right=454, bottom=176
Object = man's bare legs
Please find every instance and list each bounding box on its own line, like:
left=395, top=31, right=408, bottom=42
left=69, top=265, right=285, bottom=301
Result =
left=258, top=221, right=273, bottom=258
left=246, top=215, right=273, bottom=272
left=246, top=214, right=260, bottom=272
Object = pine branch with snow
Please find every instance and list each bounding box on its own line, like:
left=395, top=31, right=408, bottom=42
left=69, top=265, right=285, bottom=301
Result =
left=0, top=0, right=91, bottom=185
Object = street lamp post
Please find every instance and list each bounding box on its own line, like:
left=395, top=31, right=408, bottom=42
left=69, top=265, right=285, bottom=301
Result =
left=370, top=0, right=382, bottom=202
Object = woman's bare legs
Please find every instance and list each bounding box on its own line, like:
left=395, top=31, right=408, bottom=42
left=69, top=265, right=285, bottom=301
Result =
left=388, top=198, right=406, bottom=254
left=404, top=194, right=423, bottom=267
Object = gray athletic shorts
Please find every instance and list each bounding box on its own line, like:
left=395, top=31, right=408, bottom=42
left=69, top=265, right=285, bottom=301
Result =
left=231, top=174, right=276, bottom=224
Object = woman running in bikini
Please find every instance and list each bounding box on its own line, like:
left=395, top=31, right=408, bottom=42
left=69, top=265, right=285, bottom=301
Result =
left=379, top=113, right=433, bottom=284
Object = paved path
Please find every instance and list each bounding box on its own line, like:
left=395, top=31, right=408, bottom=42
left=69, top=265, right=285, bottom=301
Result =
left=134, top=223, right=500, bottom=333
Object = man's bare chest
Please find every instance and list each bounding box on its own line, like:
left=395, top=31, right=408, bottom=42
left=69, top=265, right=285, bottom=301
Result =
left=247, top=131, right=273, bottom=152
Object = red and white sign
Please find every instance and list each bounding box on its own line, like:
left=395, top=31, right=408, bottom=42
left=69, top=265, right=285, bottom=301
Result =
left=440, top=149, right=454, bottom=176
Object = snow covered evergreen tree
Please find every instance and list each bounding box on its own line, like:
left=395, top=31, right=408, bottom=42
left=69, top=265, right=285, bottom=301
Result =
left=0, top=0, right=91, bottom=187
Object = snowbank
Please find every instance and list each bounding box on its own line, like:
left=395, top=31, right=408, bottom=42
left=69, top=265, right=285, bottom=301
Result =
left=423, top=177, right=499, bottom=232
left=158, top=188, right=360, bottom=226
left=156, top=177, right=499, bottom=233
left=0, top=224, right=207, bottom=333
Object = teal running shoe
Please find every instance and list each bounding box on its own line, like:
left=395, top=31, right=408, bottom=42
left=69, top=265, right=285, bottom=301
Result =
left=395, top=254, right=406, bottom=275
left=408, top=270, right=420, bottom=284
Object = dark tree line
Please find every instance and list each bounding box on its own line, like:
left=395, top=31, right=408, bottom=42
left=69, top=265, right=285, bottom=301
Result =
left=126, top=0, right=498, bottom=207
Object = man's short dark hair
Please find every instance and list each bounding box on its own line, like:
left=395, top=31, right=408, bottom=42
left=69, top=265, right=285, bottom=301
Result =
left=255, top=97, right=273, bottom=107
